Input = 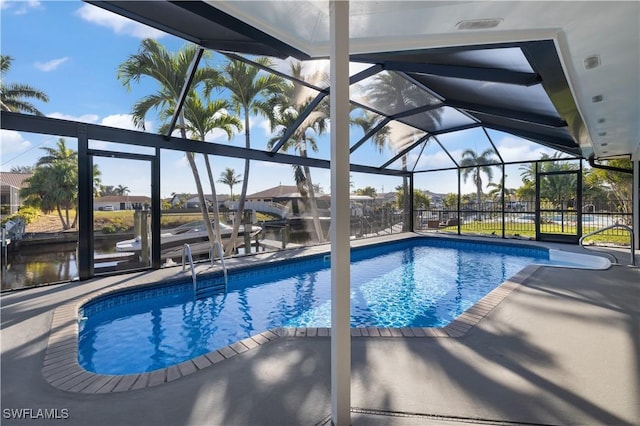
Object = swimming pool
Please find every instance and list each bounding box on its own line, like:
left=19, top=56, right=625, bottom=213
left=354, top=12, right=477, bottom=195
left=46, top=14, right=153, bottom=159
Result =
left=77, top=237, right=602, bottom=375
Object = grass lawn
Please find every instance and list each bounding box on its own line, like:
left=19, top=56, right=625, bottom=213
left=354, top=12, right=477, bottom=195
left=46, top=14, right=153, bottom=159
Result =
left=439, top=221, right=630, bottom=245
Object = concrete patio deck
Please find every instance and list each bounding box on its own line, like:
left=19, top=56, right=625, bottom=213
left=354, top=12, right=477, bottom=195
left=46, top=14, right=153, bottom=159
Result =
left=1, top=234, right=638, bottom=426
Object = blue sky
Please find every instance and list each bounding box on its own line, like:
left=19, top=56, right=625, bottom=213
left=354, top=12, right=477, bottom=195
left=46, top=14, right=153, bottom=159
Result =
left=1, top=0, right=561, bottom=198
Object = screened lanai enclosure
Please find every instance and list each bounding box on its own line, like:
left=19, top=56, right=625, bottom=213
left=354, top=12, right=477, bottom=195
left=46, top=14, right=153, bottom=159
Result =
left=1, top=1, right=638, bottom=290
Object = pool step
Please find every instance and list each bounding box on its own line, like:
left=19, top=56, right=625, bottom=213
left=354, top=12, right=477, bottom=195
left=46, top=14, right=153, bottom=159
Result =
left=195, top=280, right=227, bottom=299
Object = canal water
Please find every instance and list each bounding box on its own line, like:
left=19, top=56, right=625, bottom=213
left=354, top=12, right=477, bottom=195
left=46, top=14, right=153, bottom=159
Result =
left=1, top=221, right=324, bottom=291
left=1, top=239, right=118, bottom=291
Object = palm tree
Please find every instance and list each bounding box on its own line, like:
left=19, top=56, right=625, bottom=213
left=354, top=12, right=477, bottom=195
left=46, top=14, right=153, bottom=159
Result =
left=267, top=61, right=328, bottom=242
left=21, top=162, right=76, bottom=229
left=356, top=186, right=377, bottom=198
left=35, top=139, right=79, bottom=229
left=21, top=138, right=100, bottom=229
left=9, top=165, right=34, bottom=174
left=115, top=185, right=130, bottom=196
left=538, top=155, right=577, bottom=208
left=443, top=193, right=458, bottom=209
left=1, top=55, right=49, bottom=115
left=209, top=57, right=286, bottom=254
left=118, top=39, right=220, bottom=254
left=36, top=138, right=76, bottom=166
left=99, top=185, right=116, bottom=196
left=518, top=153, right=576, bottom=207
left=586, top=158, right=632, bottom=217
left=356, top=71, right=442, bottom=230
left=486, top=182, right=516, bottom=202
left=160, top=94, right=242, bottom=250
left=459, top=148, right=498, bottom=208
left=218, top=167, right=242, bottom=202
left=517, top=161, right=538, bottom=202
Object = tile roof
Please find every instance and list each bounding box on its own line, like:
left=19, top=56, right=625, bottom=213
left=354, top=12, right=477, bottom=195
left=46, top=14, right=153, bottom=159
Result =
left=247, top=185, right=299, bottom=199
left=0, top=172, right=33, bottom=189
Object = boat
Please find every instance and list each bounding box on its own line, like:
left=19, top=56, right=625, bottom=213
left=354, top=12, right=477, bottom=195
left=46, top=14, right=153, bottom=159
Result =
left=115, top=220, right=262, bottom=253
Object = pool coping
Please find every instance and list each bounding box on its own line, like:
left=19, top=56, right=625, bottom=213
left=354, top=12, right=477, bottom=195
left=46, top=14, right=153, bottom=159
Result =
left=42, top=254, right=541, bottom=394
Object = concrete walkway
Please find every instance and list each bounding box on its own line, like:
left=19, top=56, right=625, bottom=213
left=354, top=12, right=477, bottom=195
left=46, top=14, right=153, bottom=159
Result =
left=1, top=236, right=638, bottom=426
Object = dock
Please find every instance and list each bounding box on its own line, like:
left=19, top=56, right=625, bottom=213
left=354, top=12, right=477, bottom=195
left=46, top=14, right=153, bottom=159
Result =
left=94, top=252, right=137, bottom=264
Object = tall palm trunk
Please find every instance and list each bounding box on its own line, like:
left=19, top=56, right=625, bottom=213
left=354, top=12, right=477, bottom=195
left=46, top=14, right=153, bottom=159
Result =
left=179, top=114, right=216, bottom=255
left=301, top=145, right=324, bottom=243
left=56, top=206, right=69, bottom=230
left=202, top=153, right=224, bottom=256
left=226, top=112, right=251, bottom=255
left=475, top=172, right=483, bottom=207
left=402, top=155, right=410, bottom=231
left=71, top=201, right=78, bottom=229
left=474, top=172, right=484, bottom=221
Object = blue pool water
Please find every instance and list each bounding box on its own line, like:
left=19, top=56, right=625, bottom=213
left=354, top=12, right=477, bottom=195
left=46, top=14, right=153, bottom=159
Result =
left=79, top=238, right=549, bottom=375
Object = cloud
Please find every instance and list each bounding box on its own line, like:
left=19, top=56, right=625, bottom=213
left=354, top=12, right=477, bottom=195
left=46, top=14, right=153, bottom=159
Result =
left=414, top=149, right=455, bottom=170
left=1, top=0, right=41, bottom=15
left=34, top=57, right=69, bottom=72
left=495, top=136, right=554, bottom=163
left=100, top=114, right=151, bottom=131
left=0, top=129, right=32, bottom=155
left=252, top=116, right=274, bottom=137
left=76, top=4, right=166, bottom=39
left=173, top=154, right=190, bottom=169
left=44, top=113, right=152, bottom=133
left=204, top=128, right=234, bottom=143
left=261, top=162, right=289, bottom=169
left=47, top=112, right=99, bottom=124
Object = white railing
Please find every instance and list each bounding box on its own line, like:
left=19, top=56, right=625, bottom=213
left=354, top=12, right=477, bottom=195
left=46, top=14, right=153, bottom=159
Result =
left=182, top=243, right=197, bottom=294
left=210, top=240, right=228, bottom=291
left=225, top=200, right=290, bottom=218
left=579, top=223, right=636, bottom=267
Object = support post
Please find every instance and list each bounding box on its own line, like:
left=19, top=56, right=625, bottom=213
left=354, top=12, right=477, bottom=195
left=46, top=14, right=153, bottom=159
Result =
left=1, top=226, right=6, bottom=267
left=634, top=159, right=639, bottom=250
left=134, top=210, right=141, bottom=237
left=152, top=148, right=161, bottom=269
left=141, top=210, right=150, bottom=265
left=244, top=210, right=252, bottom=254
left=330, top=1, right=351, bottom=425
left=77, top=124, right=93, bottom=280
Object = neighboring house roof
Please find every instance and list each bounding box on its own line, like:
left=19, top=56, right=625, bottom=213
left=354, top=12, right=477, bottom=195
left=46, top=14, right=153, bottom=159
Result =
left=96, top=195, right=151, bottom=203
left=247, top=185, right=299, bottom=199
left=350, top=195, right=375, bottom=201
left=183, top=194, right=230, bottom=203
left=170, top=193, right=192, bottom=203
left=0, top=172, right=33, bottom=189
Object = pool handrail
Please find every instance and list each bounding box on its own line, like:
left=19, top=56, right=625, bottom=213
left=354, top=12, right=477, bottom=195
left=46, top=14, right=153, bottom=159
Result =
left=579, top=223, right=636, bottom=267
left=182, top=243, right=197, bottom=293
left=215, top=240, right=228, bottom=291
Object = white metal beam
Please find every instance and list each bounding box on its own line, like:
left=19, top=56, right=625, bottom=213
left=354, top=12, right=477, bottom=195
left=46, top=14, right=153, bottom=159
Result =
left=330, top=1, right=351, bottom=425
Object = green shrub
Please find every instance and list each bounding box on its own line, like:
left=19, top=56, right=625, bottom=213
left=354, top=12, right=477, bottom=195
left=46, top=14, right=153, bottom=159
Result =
left=17, top=206, right=41, bottom=224
left=1, top=206, right=40, bottom=226
left=101, top=224, right=117, bottom=234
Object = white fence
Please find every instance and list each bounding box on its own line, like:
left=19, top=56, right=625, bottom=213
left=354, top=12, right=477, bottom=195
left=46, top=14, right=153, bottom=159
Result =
left=225, top=201, right=290, bottom=219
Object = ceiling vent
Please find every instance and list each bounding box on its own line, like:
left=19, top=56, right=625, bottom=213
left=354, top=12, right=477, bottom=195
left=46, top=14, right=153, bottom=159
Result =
left=584, top=55, right=601, bottom=70
left=456, top=18, right=503, bottom=30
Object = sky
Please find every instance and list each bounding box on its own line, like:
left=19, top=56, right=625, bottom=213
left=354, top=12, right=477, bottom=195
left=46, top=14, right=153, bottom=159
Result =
left=0, top=0, right=564, bottom=199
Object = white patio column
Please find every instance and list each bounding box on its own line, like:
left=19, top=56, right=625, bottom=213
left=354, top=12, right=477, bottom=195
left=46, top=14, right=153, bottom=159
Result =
left=633, top=157, right=639, bottom=250
left=330, top=1, right=351, bottom=425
